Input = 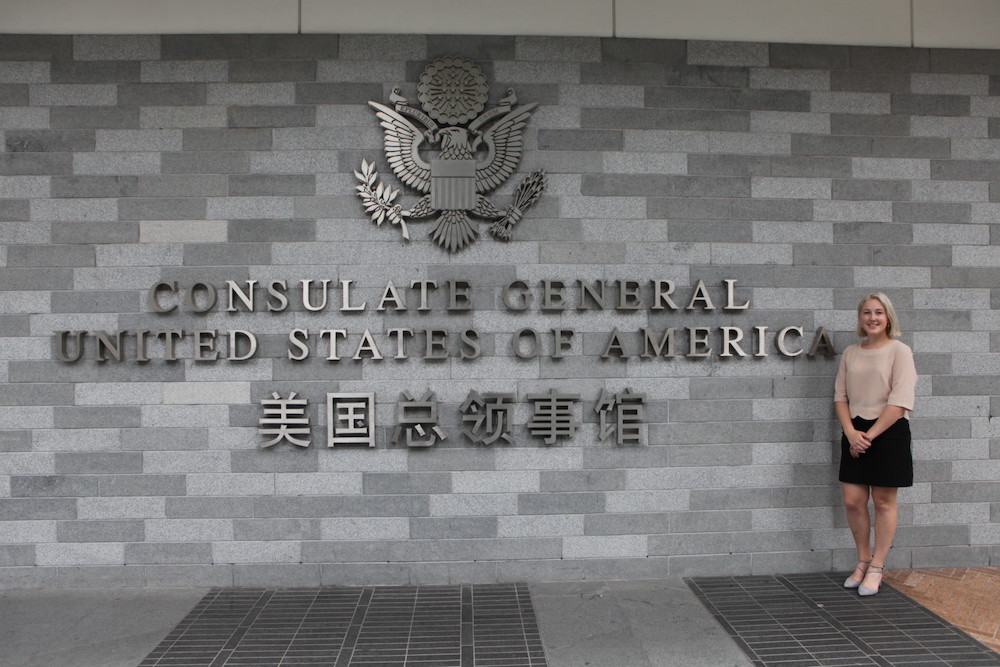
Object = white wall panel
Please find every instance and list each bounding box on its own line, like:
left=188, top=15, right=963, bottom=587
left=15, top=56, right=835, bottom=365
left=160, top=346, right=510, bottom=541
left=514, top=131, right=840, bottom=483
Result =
left=2, top=0, right=1000, bottom=51
left=0, top=0, right=299, bottom=34
left=914, top=0, right=1000, bottom=49
left=301, top=0, right=614, bottom=36
left=615, top=0, right=912, bottom=46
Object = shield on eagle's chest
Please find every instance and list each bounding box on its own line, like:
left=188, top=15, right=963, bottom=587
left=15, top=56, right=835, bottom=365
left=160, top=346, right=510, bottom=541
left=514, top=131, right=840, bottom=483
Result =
left=430, top=159, right=476, bottom=211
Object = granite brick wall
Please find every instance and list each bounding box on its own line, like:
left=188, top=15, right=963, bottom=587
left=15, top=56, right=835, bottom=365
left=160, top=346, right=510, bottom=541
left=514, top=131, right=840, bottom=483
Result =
left=1, top=33, right=998, bottom=588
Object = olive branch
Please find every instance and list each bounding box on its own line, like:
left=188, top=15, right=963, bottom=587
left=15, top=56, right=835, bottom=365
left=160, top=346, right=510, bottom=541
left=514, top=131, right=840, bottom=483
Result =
left=355, top=159, right=410, bottom=240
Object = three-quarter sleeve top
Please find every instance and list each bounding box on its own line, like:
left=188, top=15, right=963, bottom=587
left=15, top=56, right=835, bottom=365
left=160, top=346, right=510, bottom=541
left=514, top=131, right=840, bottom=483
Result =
left=834, top=339, right=917, bottom=420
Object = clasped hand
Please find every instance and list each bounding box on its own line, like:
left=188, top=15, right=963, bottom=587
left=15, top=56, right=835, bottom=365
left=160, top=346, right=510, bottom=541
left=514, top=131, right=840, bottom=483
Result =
left=847, top=430, right=872, bottom=458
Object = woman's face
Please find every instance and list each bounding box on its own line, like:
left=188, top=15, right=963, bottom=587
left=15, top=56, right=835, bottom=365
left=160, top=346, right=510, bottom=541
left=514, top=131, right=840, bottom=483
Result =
left=859, top=299, right=888, bottom=338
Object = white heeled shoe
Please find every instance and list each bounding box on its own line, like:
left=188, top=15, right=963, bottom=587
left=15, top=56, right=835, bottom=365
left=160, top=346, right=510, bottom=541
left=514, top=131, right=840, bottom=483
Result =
left=858, top=565, right=884, bottom=596
left=843, top=560, right=871, bottom=589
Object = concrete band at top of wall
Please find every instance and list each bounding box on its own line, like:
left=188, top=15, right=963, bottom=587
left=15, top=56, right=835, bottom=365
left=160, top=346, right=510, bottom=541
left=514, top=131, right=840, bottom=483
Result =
left=0, top=31, right=999, bottom=589
left=3, top=0, right=1000, bottom=49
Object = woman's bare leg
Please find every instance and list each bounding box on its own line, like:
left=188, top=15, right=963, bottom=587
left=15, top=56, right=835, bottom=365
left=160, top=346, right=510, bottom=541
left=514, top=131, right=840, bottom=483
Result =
left=841, top=482, right=873, bottom=584
left=861, top=486, right=899, bottom=591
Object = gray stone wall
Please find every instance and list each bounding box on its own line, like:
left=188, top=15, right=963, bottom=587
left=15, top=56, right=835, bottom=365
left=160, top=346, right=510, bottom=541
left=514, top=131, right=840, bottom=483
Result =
left=1, top=34, right=998, bottom=588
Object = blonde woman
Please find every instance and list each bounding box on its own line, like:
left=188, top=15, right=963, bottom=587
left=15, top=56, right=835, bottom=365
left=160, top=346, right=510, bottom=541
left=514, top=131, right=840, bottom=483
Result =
left=834, top=293, right=917, bottom=596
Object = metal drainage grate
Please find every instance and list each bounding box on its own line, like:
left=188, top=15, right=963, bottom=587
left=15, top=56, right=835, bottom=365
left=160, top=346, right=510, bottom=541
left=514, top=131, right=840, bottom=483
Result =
left=687, top=572, right=1000, bottom=666
left=139, top=583, right=547, bottom=667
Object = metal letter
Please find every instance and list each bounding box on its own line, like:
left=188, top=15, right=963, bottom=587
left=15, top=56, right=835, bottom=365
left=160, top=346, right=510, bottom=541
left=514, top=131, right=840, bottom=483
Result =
left=353, top=329, right=384, bottom=360
left=686, top=280, right=715, bottom=311
left=267, top=280, right=289, bottom=312
left=194, top=330, right=218, bottom=361
left=601, top=328, right=628, bottom=359
left=387, top=328, right=414, bottom=359
left=186, top=282, right=217, bottom=314
left=94, top=330, right=124, bottom=362
left=642, top=327, right=675, bottom=359
left=808, top=327, right=837, bottom=357
left=448, top=280, right=473, bottom=311
left=577, top=280, right=607, bottom=311
left=552, top=329, right=574, bottom=359
left=54, top=330, right=86, bottom=363
left=147, top=281, right=178, bottom=313
left=301, top=279, right=331, bottom=312
left=410, top=280, right=437, bottom=311
left=526, top=389, right=581, bottom=445
left=228, top=330, right=257, bottom=361
left=288, top=328, right=309, bottom=360
left=460, top=329, right=481, bottom=360
left=327, top=393, right=375, bottom=447
left=687, top=327, right=712, bottom=358
left=423, top=329, right=449, bottom=359
left=513, top=328, right=540, bottom=359
left=652, top=280, right=678, bottom=310
left=777, top=326, right=804, bottom=357
left=340, top=279, right=366, bottom=312
left=502, top=280, right=531, bottom=311
left=617, top=280, right=642, bottom=311
left=260, top=391, right=311, bottom=448
left=134, top=329, right=150, bottom=362
left=157, top=330, right=184, bottom=361
left=226, top=280, right=257, bottom=312
left=391, top=390, right=447, bottom=447
left=753, top=326, right=768, bottom=357
left=377, top=280, right=406, bottom=311
left=720, top=327, right=747, bottom=358
left=320, top=329, right=347, bottom=360
left=542, top=280, right=566, bottom=311
left=724, top=279, right=750, bottom=310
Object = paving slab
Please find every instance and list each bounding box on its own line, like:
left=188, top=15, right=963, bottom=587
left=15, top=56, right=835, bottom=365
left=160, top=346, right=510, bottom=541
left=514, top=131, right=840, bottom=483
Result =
left=529, top=578, right=752, bottom=667
left=0, top=588, right=208, bottom=667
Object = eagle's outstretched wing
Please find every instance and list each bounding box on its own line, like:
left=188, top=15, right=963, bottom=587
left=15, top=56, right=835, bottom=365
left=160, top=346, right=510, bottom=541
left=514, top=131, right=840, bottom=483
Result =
left=369, top=101, right=433, bottom=194
left=475, top=102, right=537, bottom=193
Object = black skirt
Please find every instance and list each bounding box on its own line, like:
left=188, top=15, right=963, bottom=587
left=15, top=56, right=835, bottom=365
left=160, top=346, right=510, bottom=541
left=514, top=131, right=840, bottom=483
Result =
left=839, top=416, right=913, bottom=488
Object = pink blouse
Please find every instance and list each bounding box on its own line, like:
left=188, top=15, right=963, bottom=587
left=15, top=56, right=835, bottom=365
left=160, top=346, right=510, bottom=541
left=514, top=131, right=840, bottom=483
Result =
left=834, top=339, right=917, bottom=420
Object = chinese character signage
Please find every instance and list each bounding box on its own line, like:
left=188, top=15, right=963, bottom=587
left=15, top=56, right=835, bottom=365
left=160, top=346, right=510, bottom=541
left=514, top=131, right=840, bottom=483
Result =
left=259, top=388, right=648, bottom=449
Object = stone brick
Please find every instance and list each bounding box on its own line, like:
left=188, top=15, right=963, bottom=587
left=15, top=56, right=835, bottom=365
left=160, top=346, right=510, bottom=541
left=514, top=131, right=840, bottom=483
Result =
left=141, top=106, right=227, bottom=128
left=537, top=129, right=623, bottom=151
left=581, top=107, right=749, bottom=132
left=295, top=83, right=382, bottom=105
left=227, top=105, right=316, bottom=128
left=892, top=93, right=971, bottom=117
left=255, top=495, right=429, bottom=518
left=0, top=199, right=29, bottom=221
left=770, top=44, right=849, bottom=70
left=872, top=137, right=951, bottom=158
left=849, top=46, right=929, bottom=72
left=160, top=35, right=250, bottom=60
left=51, top=175, right=138, bottom=198
left=125, top=543, right=212, bottom=565
left=161, top=151, right=249, bottom=174
left=229, top=60, right=316, bottom=83
left=140, top=60, right=227, bottom=83
left=0, top=499, right=77, bottom=520
left=6, top=129, right=95, bottom=153
left=50, top=106, right=139, bottom=129
left=893, top=202, right=970, bottom=223
left=792, top=135, right=871, bottom=157
left=811, top=92, right=890, bottom=115
left=832, top=179, right=911, bottom=201
left=0, top=152, right=73, bottom=175
left=830, top=113, right=909, bottom=136
left=56, top=520, right=144, bottom=543
left=118, top=198, right=207, bottom=221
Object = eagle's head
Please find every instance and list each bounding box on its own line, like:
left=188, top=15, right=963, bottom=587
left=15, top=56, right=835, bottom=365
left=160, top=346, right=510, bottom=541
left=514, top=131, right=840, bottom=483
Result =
left=436, top=126, right=470, bottom=149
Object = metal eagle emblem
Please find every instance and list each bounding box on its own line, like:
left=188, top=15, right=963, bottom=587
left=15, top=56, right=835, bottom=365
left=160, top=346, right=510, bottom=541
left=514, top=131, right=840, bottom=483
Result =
left=356, top=57, right=546, bottom=253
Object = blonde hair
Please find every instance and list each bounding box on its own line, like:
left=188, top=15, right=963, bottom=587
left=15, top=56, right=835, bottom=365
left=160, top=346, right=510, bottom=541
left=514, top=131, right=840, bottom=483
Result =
left=856, top=292, right=901, bottom=338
